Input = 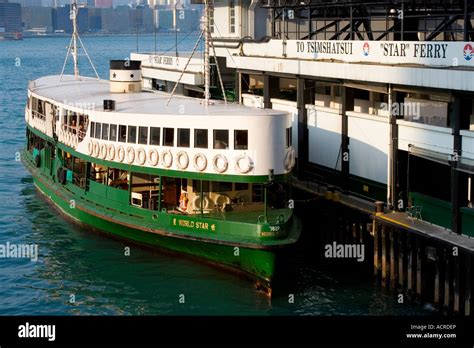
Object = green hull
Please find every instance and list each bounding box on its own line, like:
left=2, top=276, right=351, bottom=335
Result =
left=22, top=146, right=301, bottom=287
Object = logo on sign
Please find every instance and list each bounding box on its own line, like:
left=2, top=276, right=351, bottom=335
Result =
left=464, top=44, right=473, bottom=61
left=362, top=42, right=370, bottom=56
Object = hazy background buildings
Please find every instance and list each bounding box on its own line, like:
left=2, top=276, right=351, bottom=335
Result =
left=0, top=0, right=201, bottom=37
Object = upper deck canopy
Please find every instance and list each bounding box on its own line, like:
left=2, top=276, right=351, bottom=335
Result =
left=29, top=75, right=284, bottom=117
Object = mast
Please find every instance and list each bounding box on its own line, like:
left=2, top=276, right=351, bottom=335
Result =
left=203, top=0, right=211, bottom=105
left=71, top=0, right=79, bottom=79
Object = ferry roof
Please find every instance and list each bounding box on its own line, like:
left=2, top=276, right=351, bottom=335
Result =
left=29, top=75, right=284, bottom=117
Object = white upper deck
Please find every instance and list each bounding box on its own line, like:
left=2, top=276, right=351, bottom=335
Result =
left=29, top=75, right=281, bottom=118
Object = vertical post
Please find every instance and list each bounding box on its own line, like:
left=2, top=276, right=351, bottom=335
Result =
left=453, top=253, right=460, bottom=313
left=416, top=237, right=422, bottom=297
left=128, top=171, right=133, bottom=205
left=235, top=72, right=241, bottom=104
left=407, top=235, right=413, bottom=294
left=264, top=185, right=268, bottom=222
left=451, top=95, right=462, bottom=234
left=434, top=248, right=441, bottom=306
left=71, top=0, right=79, bottom=79
left=263, top=74, right=271, bottom=109
left=464, top=0, right=469, bottom=41
left=381, top=225, right=387, bottom=286
left=158, top=176, right=162, bottom=211
left=296, top=77, right=309, bottom=176
left=373, top=220, right=380, bottom=278
left=388, top=84, right=398, bottom=210
left=200, top=180, right=203, bottom=217
left=398, top=230, right=404, bottom=289
left=390, top=229, right=397, bottom=289
left=466, top=254, right=472, bottom=316
left=341, top=86, right=350, bottom=191
left=444, top=248, right=451, bottom=310
left=203, top=0, right=210, bottom=104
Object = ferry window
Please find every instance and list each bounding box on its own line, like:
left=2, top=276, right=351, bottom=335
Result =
left=177, top=128, right=190, bottom=147
left=102, top=123, right=109, bottom=141
left=235, top=183, right=249, bottom=191
left=90, top=122, right=95, bottom=138
left=138, top=126, right=148, bottom=145
left=128, top=126, right=137, bottom=143
left=213, top=130, right=228, bottom=149
left=194, top=129, right=208, bottom=148
left=118, top=125, right=127, bottom=142
left=150, top=127, right=160, bottom=145
left=95, top=123, right=102, bottom=139
left=110, top=124, right=117, bottom=142
left=234, top=130, right=248, bottom=150
left=286, top=127, right=292, bottom=148
left=211, top=181, right=233, bottom=192
left=163, top=128, right=174, bottom=146
left=192, top=180, right=210, bottom=193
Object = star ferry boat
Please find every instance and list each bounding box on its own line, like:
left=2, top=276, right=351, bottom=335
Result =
left=21, top=21, right=301, bottom=288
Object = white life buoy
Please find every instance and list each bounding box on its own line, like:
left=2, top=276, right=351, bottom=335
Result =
left=93, top=141, right=100, bottom=157
left=148, top=148, right=159, bottom=166
left=213, top=154, right=228, bottom=173
left=117, top=145, right=125, bottom=162
left=100, top=143, right=107, bottom=159
left=284, top=146, right=296, bottom=170
left=87, top=141, right=94, bottom=155
left=136, top=147, right=146, bottom=165
left=192, top=195, right=210, bottom=210
left=235, top=154, right=254, bottom=174
left=162, top=150, right=173, bottom=168
left=215, top=194, right=231, bottom=211
left=126, top=146, right=135, bottom=164
left=193, top=153, right=207, bottom=172
left=107, top=144, right=115, bottom=160
left=176, top=151, right=189, bottom=170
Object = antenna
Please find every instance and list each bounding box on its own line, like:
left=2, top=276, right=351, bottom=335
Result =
left=60, top=0, right=99, bottom=81
left=166, top=0, right=226, bottom=106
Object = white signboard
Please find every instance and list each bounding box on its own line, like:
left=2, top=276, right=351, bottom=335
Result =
left=244, top=40, right=474, bottom=68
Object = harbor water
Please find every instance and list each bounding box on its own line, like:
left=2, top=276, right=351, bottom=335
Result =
left=0, top=35, right=430, bottom=315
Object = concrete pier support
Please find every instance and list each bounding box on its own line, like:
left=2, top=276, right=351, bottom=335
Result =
left=381, top=225, right=387, bottom=286
left=416, top=238, right=422, bottom=297
left=373, top=221, right=380, bottom=278
left=434, top=248, right=441, bottom=306
left=390, top=229, right=397, bottom=289
left=398, top=231, right=404, bottom=289
left=407, top=235, right=414, bottom=294
left=453, top=254, right=460, bottom=313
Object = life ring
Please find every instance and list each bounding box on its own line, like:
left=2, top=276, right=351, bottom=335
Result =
left=100, top=143, right=107, bottom=159
left=93, top=141, right=100, bottom=157
left=162, top=150, right=173, bottom=168
left=126, top=146, right=135, bottom=164
left=87, top=141, right=94, bottom=155
left=116, top=145, right=125, bottom=162
left=107, top=144, right=115, bottom=160
left=212, top=154, right=228, bottom=173
left=193, top=153, right=207, bottom=171
left=215, top=194, right=231, bottom=211
left=235, top=154, right=254, bottom=174
left=176, top=151, right=189, bottom=169
left=192, top=195, right=210, bottom=210
left=136, top=147, right=146, bottom=165
left=148, top=148, right=159, bottom=166
left=284, top=146, right=296, bottom=170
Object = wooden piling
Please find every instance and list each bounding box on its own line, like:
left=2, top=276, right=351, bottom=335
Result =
left=373, top=221, right=380, bottom=279
left=434, top=248, right=441, bottom=306
left=381, top=225, right=387, bottom=286
left=407, top=235, right=413, bottom=294
left=453, top=253, right=460, bottom=313
left=398, top=230, right=404, bottom=289
left=444, top=248, right=451, bottom=310
left=416, top=237, right=422, bottom=297
left=466, top=254, right=471, bottom=316
left=390, top=229, right=397, bottom=289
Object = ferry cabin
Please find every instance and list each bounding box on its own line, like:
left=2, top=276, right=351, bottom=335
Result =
left=25, top=74, right=295, bottom=218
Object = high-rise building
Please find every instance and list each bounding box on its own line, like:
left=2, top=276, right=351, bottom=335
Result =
left=0, top=0, right=21, bottom=35
left=22, top=6, right=54, bottom=32
left=94, top=0, right=111, bottom=8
